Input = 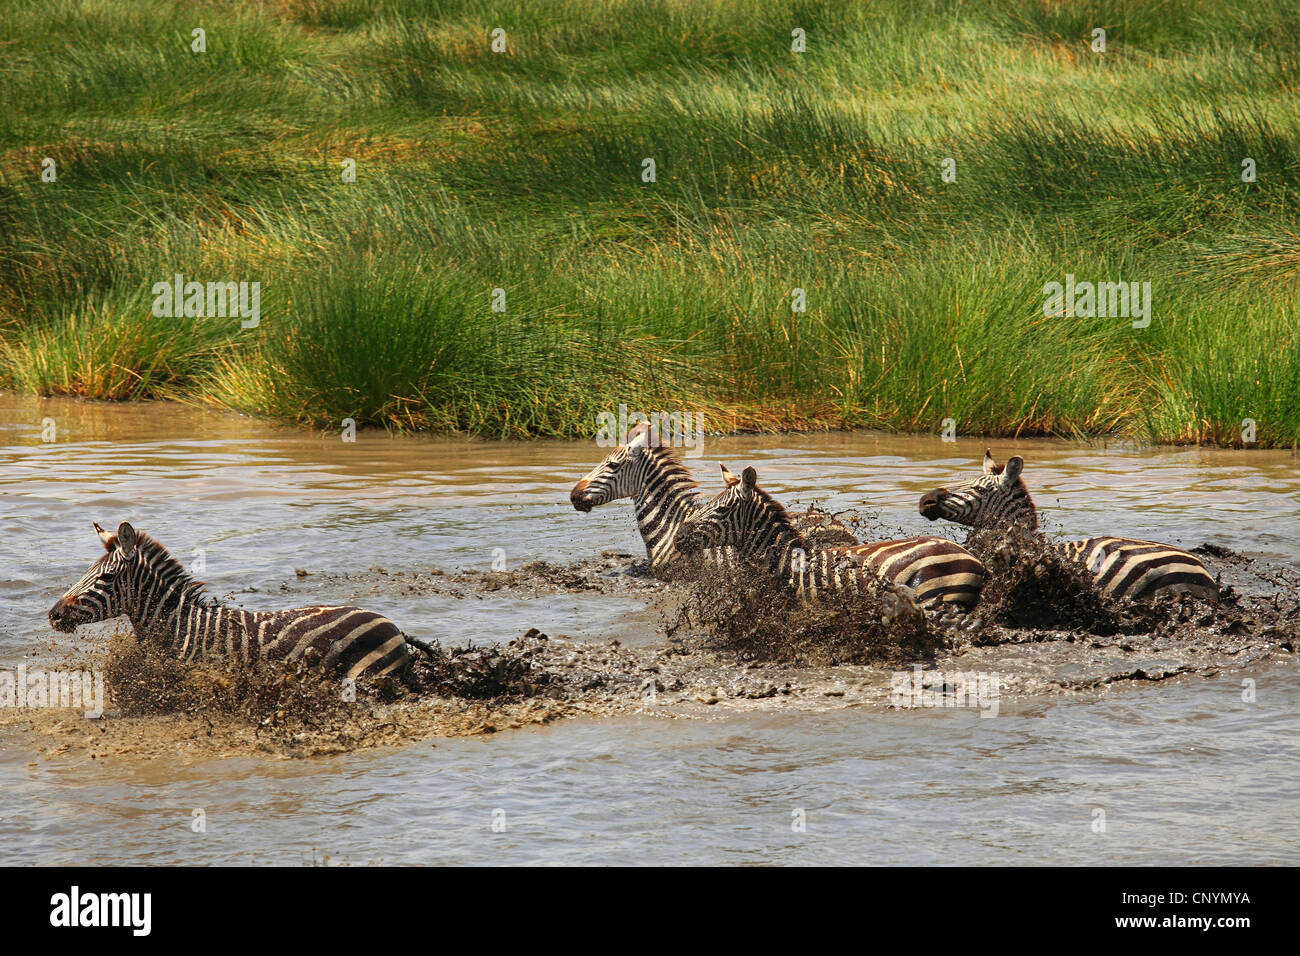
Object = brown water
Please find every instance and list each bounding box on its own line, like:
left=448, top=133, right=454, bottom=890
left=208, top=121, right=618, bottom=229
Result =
left=2, top=393, right=1298, bottom=865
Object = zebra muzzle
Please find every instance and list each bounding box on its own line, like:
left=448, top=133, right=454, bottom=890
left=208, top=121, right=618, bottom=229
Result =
left=48, top=597, right=79, bottom=633
left=919, top=490, right=948, bottom=520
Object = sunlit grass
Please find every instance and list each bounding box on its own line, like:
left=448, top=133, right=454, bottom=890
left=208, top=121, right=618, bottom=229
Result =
left=2, top=0, right=1299, bottom=444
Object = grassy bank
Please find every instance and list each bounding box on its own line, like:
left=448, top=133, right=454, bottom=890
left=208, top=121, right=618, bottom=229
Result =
left=2, top=0, right=1299, bottom=443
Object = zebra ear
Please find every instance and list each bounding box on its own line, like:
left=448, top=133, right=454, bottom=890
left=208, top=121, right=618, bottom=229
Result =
left=626, top=421, right=653, bottom=447
left=1001, top=456, right=1024, bottom=485
left=94, top=522, right=114, bottom=549
left=982, top=450, right=997, bottom=474
left=116, top=522, right=138, bottom=559
left=720, top=463, right=740, bottom=487
left=740, top=466, right=758, bottom=499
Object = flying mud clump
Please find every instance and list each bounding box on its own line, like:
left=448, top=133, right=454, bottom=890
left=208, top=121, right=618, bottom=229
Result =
left=104, top=629, right=559, bottom=743
left=951, top=532, right=1300, bottom=664
left=666, top=561, right=941, bottom=667
left=105, top=631, right=354, bottom=727
left=408, top=634, right=557, bottom=698
left=960, top=526, right=1121, bottom=634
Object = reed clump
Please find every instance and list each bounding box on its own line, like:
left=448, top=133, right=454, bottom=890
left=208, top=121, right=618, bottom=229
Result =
left=3, top=0, right=1299, bottom=445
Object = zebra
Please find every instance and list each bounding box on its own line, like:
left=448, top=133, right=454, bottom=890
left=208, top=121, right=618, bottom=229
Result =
left=569, top=421, right=856, bottom=575
left=918, top=451, right=1219, bottom=603
left=48, top=521, right=417, bottom=679
left=676, top=465, right=986, bottom=609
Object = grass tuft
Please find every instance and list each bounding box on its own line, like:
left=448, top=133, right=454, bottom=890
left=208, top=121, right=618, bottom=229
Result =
left=2, top=0, right=1299, bottom=444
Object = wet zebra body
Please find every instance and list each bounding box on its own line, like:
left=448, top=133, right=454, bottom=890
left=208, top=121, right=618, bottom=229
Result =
left=570, top=422, right=856, bottom=575
left=919, top=451, right=1218, bottom=603
left=843, top=537, right=987, bottom=608
left=1059, top=537, right=1219, bottom=602
left=160, top=603, right=409, bottom=677
left=49, top=522, right=412, bottom=678
left=677, top=465, right=985, bottom=609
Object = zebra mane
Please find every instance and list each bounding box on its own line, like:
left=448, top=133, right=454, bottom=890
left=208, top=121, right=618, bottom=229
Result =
left=645, top=443, right=699, bottom=491
left=750, top=484, right=808, bottom=548
left=119, top=531, right=213, bottom=605
left=981, top=463, right=1039, bottom=527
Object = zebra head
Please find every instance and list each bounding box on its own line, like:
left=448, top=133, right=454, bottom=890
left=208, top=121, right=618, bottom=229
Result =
left=569, top=421, right=658, bottom=512
left=919, top=450, right=1037, bottom=529
left=678, top=465, right=787, bottom=561
left=49, top=522, right=143, bottom=632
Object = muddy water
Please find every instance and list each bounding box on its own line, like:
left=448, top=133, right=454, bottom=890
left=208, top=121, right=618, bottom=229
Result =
left=1, top=393, right=1298, bottom=865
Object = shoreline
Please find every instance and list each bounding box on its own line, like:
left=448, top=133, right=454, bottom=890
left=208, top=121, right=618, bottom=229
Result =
left=3, top=390, right=1297, bottom=452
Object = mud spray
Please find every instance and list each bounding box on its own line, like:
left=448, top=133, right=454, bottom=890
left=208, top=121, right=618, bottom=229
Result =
left=6, top=518, right=1297, bottom=762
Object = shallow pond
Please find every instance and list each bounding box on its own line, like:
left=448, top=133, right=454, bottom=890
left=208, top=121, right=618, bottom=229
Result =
left=1, top=394, right=1297, bottom=864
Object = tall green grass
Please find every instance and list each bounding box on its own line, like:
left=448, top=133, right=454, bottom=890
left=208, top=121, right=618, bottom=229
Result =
left=2, top=0, right=1299, bottom=444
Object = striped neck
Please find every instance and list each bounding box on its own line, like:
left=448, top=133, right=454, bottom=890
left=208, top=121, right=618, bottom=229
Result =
left=745, top=492, right=812, bottom=578
left=955, top=476, right=1039, bottom=531
left=122, top=537, right=216, bottom=646
left=985, top=487, right=1039, bottom=530
left=633, top=447, right=703, bottom=567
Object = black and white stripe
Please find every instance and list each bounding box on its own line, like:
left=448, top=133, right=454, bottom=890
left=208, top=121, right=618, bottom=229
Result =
left=570, top=422, right=855, bottom=574
left=919, top=451, right=1219, bottom=602
left=677, top=466, right=986, bottom=610
left=49, top=522, right=412, bottom=678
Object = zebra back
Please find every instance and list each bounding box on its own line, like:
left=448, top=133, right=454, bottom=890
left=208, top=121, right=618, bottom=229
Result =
left=1060, top=537, right=1218, bottom=603
left=173, top=604, right=411, bottom=679
left=841, top=537, right=986, bottom=609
